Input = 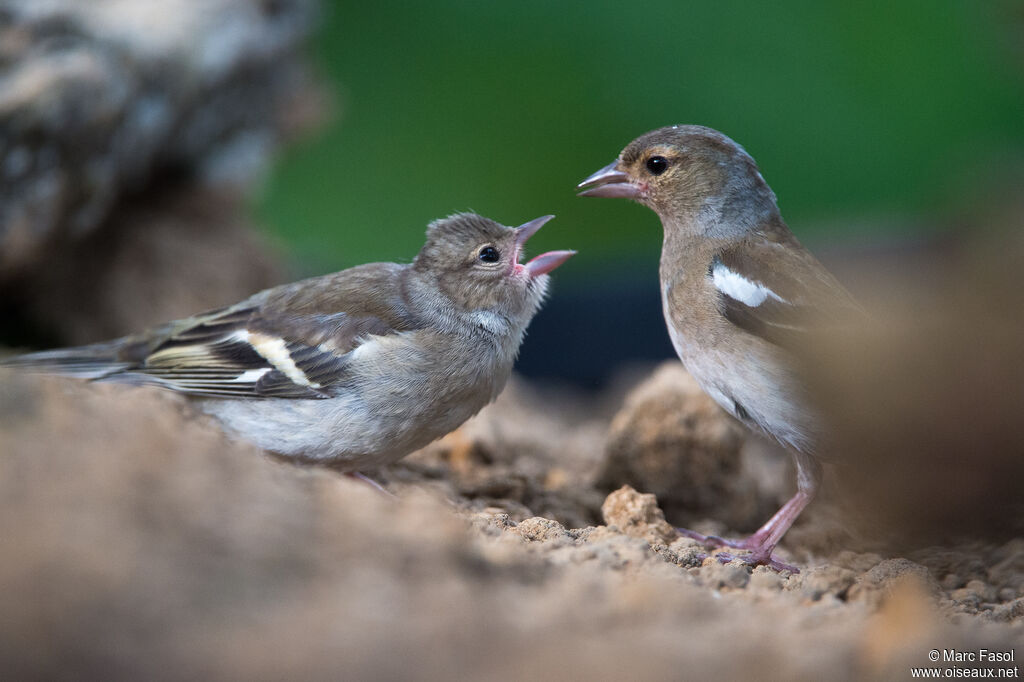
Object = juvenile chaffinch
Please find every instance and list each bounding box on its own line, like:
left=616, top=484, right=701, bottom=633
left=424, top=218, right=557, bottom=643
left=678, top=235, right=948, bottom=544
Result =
left=578, top=125, right=862, bottom=571
left=3, top=213, right=574, bottom=477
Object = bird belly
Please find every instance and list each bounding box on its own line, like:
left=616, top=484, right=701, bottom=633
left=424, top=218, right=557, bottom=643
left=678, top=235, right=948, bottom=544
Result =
left=662, top=311, right=815, bottom=454
left=199, top=395, right=393, bottom=466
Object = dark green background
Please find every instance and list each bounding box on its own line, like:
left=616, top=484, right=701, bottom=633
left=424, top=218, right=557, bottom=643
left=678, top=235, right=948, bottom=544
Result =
left=256, top=0, right=1024, bottom=279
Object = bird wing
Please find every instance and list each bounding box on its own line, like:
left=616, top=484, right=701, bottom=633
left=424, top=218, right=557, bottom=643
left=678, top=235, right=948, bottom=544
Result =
left=6, top=263, right=424, bottom=400
left=710, top=227, right=864, bottom=350
left=131, top=307, right=352, bottom=399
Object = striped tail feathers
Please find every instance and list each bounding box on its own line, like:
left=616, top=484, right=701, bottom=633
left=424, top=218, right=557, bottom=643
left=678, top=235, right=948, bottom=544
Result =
left=0, top=338, right=142, bottom=380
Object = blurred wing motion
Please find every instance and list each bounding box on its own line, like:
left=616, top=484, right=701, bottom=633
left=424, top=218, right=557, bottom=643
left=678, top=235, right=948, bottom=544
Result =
left=711, top=227, right=865, bottom=350
left=1, top=265, right=420, bottom=400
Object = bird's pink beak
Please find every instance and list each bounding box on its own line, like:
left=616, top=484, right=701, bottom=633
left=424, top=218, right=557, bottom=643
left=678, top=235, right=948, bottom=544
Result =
left=576, top=161, right=641, bottom=199
left=513, top=215, right=576, bottom=277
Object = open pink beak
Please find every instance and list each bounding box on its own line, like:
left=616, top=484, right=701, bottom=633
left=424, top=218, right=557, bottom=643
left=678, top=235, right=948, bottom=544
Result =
left=576, top=161, right=641, bottom=199
left=513, top=215, right=576, bottom=277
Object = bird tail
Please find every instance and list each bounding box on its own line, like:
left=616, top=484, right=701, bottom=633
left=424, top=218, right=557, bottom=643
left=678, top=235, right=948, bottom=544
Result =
left=0, top=339, right=135, bottom=380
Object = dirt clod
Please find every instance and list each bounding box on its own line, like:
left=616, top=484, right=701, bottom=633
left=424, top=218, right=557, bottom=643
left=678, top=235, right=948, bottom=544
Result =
left=601, top=485, right=679, bottom=545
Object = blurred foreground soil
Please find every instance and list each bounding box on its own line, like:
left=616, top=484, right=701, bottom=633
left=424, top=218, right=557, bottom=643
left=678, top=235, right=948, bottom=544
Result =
left=1, top=361, right=1020, bottom=681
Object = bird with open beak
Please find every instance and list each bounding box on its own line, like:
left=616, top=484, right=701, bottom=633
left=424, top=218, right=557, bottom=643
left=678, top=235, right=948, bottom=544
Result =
left=3, top=213, right=575, bottom=480
left=578, top=125, right=863, bottom=572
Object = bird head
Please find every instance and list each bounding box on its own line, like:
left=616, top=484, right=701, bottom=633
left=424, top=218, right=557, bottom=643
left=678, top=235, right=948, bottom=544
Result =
left=414, top=213, right=575, bottom=322
left=577, top=125, right=780, bottom=238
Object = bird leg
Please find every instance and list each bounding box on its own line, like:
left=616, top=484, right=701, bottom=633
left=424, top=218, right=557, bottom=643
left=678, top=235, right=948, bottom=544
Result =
left=676, top=453, right=821, bottom=572
left=680, top=490, right=812, bottom=550
left=708, top=490, right=811, bottom=572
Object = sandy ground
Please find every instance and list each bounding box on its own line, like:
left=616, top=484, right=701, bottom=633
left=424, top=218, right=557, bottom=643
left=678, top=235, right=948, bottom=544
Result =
left=1, top=362, right=1020, bottom=681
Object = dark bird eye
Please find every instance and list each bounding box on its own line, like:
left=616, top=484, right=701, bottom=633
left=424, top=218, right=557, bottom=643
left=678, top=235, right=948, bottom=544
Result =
left=478, top=246, right=500, bottom=263
left=646, top=155, right=669, bottom=175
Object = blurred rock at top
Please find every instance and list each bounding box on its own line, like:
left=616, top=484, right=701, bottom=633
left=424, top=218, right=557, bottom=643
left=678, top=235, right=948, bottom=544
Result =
left=0, top=0, right=323, bottom=344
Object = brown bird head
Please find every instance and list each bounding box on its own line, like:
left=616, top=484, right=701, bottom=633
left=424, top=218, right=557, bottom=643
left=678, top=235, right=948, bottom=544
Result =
left=413, top=213, right=575, bottom=319
left=577, top=125, right=780, bottom=238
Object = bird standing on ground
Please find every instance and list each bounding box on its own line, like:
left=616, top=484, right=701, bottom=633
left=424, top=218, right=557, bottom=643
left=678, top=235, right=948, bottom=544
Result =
left=3, top=213, right=574, bottom=477
left=578, top=125, right=862, bottom=571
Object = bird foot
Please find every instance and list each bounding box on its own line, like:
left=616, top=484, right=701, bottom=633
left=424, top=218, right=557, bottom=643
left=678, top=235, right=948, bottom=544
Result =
left=712, top=549, right=799, bottom=573
left=674, top=527, right=756, bottom=550
left=676, top=527, right=798, bottom=572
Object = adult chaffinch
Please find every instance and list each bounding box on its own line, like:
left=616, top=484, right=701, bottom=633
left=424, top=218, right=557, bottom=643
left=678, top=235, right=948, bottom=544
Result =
left=3, top=213, right=574, bottom=480
left=578, top=125, right=862, bottom=571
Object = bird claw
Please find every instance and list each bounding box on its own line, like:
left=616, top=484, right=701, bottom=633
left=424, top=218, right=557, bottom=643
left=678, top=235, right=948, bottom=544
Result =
left=704, top=534, right=753, bottom=550
left=674, top=527, right=753, bottom=550
left=344, top=471, right=396, bottom=497
left=676, top=527, right=798, bottom=572
left=675, top=527, right=713, bottom=543
left=713, top=550, right=799, bottom=574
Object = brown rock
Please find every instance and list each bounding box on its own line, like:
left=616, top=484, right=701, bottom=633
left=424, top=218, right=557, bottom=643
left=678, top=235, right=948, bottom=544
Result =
left=601, top=485, right=678, bottom=546
left=857, top=575, right=942, bottom=672
left=698, top=560, right=751, bottom=590
left=991, top=597, right=1024, bottom=623
left=749, top=566, right=785, bottom=591
left=987, top=539, right=1024, bottom=596
left=795, top=564, right=858, bottom=601
left=598, top=362, right=766, bottom=529
left=513, top=517, right=571, bottom=544
left=0, top=0, right=320, bottom=277
left=847, top=558, right=940, bottom=607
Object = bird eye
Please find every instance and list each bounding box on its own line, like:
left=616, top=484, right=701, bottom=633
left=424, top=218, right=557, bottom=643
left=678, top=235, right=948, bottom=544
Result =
left=646, top=155, right=669, bottom=175
left=478, top=246, right=500, bottom=263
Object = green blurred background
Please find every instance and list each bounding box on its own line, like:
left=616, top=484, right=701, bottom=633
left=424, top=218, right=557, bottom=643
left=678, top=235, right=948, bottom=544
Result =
left=254, top=0, right=1024, bottom=384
